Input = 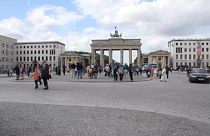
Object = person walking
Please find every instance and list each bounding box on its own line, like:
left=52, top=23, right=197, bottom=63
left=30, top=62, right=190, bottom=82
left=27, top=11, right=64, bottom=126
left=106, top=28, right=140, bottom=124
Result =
left=31, top=68, right=40, bottom=89
left=165, top=65, right=170, bottom=79
left=41, top=61, right=49, bottom=90
left=128, top=64, right=134, bottom=82
left=160, top=67, right=167, bottom=82
left=118, top=65, right=124, bottom=81
left=14, top=64, right=20, bottom=80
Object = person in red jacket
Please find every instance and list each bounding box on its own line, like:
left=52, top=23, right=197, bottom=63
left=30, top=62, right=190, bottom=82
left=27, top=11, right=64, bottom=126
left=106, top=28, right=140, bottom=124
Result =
left=32, top=68, right=40, bottom=89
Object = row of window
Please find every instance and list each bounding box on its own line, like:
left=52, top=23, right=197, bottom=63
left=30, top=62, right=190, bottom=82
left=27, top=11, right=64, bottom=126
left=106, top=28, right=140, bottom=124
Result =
left=176, top=54, right=209, bottom=60
left=176, top=62, right=209, bottom=68
left=176, top=47, right=209, bottom=53
left=175, top=42, right=209, bottom=46
left=0, top=57, right=13, bottom=62
left=16, top=44, right=56, bottom=49
left=16, top=49, right=56, bottom=55
left=16, top=56, right=56, bottom=62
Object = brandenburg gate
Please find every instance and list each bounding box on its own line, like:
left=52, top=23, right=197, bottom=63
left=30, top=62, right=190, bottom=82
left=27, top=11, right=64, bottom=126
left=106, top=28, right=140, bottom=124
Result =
left=90, top=27, right=142, bottom=67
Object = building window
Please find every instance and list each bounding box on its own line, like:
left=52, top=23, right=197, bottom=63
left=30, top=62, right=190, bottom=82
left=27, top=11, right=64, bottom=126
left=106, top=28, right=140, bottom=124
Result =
left=189, top=48, right=191, bottom=52
left=24, top=46, right=25, bottom=48
left=206, top=48, right=209, bottom=52
left=184, top=43, right=187, bottom=45
left=23, top=57, right=26, bottom=61
left=46, top=56, right=48, bottom=61
left=42, top=50, right=44, bottom=54
left=184, top=48, right=187, bottom=52
left=180, top=43, right=182, bottom=45
left=24, top=51, right=25, bottom=54
left=176, top=47, right=182, bottom=53
left=207, top=43, right=209, bottom=45
left=27, top=46, right=29, bottom=48
left=189, top=54, right=191, bottom=60
left=189, top=43, right=191, bottom=45
left=31, top=57, right=33, bottom=61
left=46, top=50, right=48, bottom=54
left=31, top=46, right=33, bottom=48
left=202, top=55, right=204, bottom=59
left=34, top=51, right=36, bottom=54
left=180, top=55, right=183, bottom=60
left=16, top=51, right=18, bottom=55
left=176, top=43, right=178, bottom=45
left=185, top=54, right=187, bottom=59
left=193, top=43, right=195, bottom=45
left=189, top=62, right=191, bottom=67
left=16, top=57, right=18, bottom=62
left=20, top=57, right=22, bottom=61
left=202, top=42, right=204, bottom=45
left=31, top=51, right=33, bottom=54
left=38, top=56, right=40, bottom=61
left=38, top=50, right=40, bottom=54
left=27, top=51, right=29, bottom=54
left=50, top=56, right=52, bottom=61
left=193, top=62, right=196, bottom=67
left=53, top=56, right=55, bottom=61
left=193, top=48, right=196, bottom=52
left=193, top=54, right=196, bottom=59
left=207, top=62, right=209, bottom=67
left=176, top=55, right=178, bottom=59
left=202, top=48, right=204, bottom=52
left=27, top=57, right=29, bottom=61
left=20, top=51, right=22, bottom=55
left=206, top=54, right=209, bottom=59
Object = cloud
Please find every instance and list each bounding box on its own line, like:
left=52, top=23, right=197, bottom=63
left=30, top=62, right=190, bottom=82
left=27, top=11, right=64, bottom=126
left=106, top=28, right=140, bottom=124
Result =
left=74, top=0, right=210, bottom=36
left=0, top=17, right=26, bottom=39
left=26, top=5, right=83, bottom=30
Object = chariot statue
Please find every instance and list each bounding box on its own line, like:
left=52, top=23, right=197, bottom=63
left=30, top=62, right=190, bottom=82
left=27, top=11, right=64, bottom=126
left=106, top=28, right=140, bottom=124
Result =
left=110, top=26, right=122, bottom=38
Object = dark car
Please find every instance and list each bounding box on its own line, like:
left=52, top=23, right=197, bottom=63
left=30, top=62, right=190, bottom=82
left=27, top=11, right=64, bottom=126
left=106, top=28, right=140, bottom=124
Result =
left=188, top=68, right=210, bottom=83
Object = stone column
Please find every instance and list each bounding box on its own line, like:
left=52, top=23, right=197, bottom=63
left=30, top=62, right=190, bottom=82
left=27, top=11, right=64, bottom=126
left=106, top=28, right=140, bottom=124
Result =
left=109, top=49, right=112, bottom=65
left=60, top=57, right=63, bottom=67
left=91, top=48, right=95, bottom=64
left=120, top=49, right=124, bottom=65
left=129, top=49, right=132, bottom=65
left=100, top=49, right=104, bottom=67
left=137, top=49, right=141, bottom=66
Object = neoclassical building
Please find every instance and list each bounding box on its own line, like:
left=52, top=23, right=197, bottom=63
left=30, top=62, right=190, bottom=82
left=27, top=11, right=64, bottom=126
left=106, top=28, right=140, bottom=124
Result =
left=148, top=50, right=170, bottom=68
left=0, top=35, right=17, bottom=73
left=15, top=41, right=65, bottom=69
left=59, top=51, right=91, bottom=70
left=90, top=28, right=142, bottom=67
left=168, top=38, right=210, bottom=69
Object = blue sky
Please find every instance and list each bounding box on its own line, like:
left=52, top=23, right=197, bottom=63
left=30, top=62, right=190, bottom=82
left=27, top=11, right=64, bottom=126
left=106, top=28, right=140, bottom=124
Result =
left=1, top=0, right=210, bottom=63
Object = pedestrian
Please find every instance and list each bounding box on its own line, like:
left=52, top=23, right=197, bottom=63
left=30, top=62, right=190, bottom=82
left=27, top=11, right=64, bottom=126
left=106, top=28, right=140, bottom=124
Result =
left=41, top=61, right=49, bottom=90
left=165, top=65, right=170, bottom=79
left=160, top=67, right=167, bottom=82
left=128, top=64, right=134, bottom=82
left=31, top=68, right=40, bottom=89
left=63, top=65, right=66, bottom=76
left=14, top=64, right=20, bottom=80
left=118, top=65, right=124, bottom=81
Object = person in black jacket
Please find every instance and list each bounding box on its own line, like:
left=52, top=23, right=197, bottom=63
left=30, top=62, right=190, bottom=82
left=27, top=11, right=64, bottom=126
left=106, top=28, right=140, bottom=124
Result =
left=14, top=64, right=20, bottom=80
left=41, top=61, right=49, bottom=90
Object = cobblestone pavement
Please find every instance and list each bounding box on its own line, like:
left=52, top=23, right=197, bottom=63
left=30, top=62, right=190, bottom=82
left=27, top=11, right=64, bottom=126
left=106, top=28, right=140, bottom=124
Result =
left=0, top=72, right=210, bottom=135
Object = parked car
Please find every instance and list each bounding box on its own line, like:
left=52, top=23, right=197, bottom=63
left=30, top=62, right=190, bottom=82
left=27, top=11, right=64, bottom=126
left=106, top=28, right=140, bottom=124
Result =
left=188, top=68, right=210, bottom=83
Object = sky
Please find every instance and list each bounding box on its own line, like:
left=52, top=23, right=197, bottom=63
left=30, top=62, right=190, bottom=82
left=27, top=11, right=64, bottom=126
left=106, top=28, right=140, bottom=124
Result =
left=1, top=0, right=210, bottom=63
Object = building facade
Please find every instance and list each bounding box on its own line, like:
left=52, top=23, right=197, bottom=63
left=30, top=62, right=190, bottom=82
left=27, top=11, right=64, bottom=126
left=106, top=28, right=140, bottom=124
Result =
left=148, top=50, right=170, bottom=68
left=168, top=39, right=210, bottom=69
left=90, top=28, right=142, bottom=67
left=60, top=51, right=91, bottom=70
left=0, top=35, right=17, bottom=73
left=15, top=41, right=65, bottom=69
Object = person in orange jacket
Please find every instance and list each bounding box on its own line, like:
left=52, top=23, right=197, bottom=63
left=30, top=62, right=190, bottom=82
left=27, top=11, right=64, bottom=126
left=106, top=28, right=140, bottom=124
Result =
left=32, top=68, right=40, bottom=89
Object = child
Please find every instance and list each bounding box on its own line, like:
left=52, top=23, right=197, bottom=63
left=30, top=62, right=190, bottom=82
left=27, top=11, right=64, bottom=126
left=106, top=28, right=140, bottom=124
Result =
left=32, top=68, right=40, bottom=89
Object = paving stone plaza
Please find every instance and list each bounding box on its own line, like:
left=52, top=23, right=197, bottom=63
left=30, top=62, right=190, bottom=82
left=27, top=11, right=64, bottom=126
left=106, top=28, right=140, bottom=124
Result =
left=0, top=72, right=210, bottom=136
